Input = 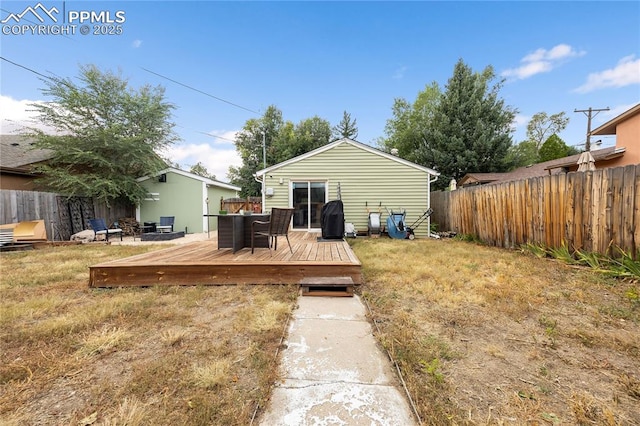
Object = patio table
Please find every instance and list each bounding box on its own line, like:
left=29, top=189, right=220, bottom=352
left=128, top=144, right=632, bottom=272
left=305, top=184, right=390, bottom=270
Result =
left=205, top=214, right=270, bottom=253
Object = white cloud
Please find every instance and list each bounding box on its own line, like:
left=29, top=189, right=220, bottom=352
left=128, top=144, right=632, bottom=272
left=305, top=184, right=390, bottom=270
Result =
left=0, top=94, right=54, bottom=133
left=165, top=142, right=241, bottom=182
left=502, top=43, right=586, bottom=80
left=573, top=55, right=640, bottom=93
left=392, top=66, right=407, bottom=80
left=132, top=39, right=142, bottom=48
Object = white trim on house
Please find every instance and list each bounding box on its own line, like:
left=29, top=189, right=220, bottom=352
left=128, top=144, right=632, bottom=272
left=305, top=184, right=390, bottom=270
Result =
left=255, top=138, right=440, bottom=177
left=137, top=167, right=241, bottom=191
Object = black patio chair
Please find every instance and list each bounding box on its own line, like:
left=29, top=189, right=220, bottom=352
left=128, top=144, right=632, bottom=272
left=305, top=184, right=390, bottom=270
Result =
left=251, top=207, right=294, bottom=254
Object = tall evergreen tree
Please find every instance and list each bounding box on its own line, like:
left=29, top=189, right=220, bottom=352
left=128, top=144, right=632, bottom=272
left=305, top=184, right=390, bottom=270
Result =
left=420, top=59, right=516, bottom=190
left=25, top=64, right=178, bottom=205
left=332, top=110, right=358, bottom=140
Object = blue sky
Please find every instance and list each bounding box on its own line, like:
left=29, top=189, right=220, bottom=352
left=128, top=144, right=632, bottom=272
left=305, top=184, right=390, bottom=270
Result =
left=2, top=1, right=639, bottom=181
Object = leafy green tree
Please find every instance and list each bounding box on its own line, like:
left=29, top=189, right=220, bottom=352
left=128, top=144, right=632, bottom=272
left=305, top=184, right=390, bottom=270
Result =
left=291, top=116, right=332, bottom=158
left=505, top=140, right=539, bottom=169
left=25, top=64, right=178, bottom=205
left=419, top=59, right=516, bottom=189
left=229, top=105, right=284, bottom=197
left=526, top=111, right=569, bottom=152
left=379, top=83, right=441, bottom=163
left=229, top=108, right=333, bottom=197
left=538, top=134, right=573, bottom=162
left=332, top=110, right=358, bottom=140
left=190, top=162, right=216, bottom=180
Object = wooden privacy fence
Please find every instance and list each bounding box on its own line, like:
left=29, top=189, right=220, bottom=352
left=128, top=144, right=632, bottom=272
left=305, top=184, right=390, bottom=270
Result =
left=220, top=197, right=262, bottom=214
left=430, top=164, right=639, bottom=258
left=0, top=190, right=134, bottom=241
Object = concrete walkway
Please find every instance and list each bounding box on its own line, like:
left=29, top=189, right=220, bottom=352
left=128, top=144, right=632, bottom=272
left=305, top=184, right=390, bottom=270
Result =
left=259, top=295, right=417, bottom=426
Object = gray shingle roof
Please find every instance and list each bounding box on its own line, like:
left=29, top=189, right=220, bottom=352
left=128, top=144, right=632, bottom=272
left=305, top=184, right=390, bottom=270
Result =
left=0, top=135, right=53, bottom=169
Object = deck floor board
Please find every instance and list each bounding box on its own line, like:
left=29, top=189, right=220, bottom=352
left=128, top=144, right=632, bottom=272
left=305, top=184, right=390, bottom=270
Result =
left=89, top=232, right=361, bottom=287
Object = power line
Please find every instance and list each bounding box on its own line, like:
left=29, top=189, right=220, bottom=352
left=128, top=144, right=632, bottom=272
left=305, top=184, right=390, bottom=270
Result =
left=1, top=56, right=58, bottom=82
left=140, top=67, right=260, bottom=115
left=2, top=56, right=242, bottom=144
left=196, top=131, right=237, bottom=143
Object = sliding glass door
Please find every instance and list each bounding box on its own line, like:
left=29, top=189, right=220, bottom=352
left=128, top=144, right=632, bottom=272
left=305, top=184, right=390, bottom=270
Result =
left=292, top=181, right=326, bottom=230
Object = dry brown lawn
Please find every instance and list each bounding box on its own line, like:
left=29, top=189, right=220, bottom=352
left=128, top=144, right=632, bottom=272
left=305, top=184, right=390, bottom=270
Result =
left=0, top=244, right=298, bottom=425
left=350, top=237, right=640, bottom=425
left=2, top=239, right=639, bottom=425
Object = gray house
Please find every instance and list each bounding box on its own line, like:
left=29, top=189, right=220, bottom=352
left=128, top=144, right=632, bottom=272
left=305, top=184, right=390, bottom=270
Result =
left=255, top=138, right=439, bottom=237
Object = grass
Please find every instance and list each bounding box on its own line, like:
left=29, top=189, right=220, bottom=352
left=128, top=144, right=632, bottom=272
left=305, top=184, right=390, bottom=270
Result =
left=2, top=239, right=639, bottom=425
left=0, top=244, right=298, bottom=426
left=350, top=237, right=640, bottom=425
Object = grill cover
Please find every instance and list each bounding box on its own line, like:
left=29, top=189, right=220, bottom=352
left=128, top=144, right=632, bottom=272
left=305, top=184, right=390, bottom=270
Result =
left=321, top=200, right=344, bottom=239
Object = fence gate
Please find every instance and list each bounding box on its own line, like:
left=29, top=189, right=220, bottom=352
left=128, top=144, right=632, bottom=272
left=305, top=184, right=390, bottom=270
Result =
left=56, top=196, right=94, bottom=240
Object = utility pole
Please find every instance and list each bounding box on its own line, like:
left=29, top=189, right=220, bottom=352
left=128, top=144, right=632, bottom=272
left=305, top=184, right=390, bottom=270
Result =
left=574, top=107, right=609, bottom=151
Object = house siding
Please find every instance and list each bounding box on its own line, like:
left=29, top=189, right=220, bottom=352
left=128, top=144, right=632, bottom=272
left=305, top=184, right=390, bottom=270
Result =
left=140, top=172, right=201, bottom=233
left=205, top=185, right=239, bottom=231
left=617, top=118, right=640, bottom=165
left=140, top=171, right=237, bottom=234
left=263, top=142, right=435, bottom=237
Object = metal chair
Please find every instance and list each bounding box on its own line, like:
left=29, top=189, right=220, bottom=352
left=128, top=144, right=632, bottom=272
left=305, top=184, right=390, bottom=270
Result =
left=157, top=216, right=175, bottom=233
left=89, top=218, right=123, bottom=242
left=251, top=208, right=294, bottom=254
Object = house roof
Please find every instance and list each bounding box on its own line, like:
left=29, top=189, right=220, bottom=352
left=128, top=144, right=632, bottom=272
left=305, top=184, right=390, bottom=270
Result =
left=137, top=167, right=240, bottom=191
left=0, top=135, right=53, bottom=170
left=255, top=138, right=440, bottom=177
left=541, top=145, right=625, bottom=170
left=459, top=145, right=626, bottom=186
left=591, top=103, right=640, bottom=135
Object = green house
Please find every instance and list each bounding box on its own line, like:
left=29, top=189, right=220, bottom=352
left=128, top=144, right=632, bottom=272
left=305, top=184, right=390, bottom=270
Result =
left=255, top=138, right=440, bottom=237
left=137, top=168, right=240, bottom=234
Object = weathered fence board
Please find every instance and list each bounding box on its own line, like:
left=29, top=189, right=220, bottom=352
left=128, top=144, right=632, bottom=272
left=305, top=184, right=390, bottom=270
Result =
left=430, top=165, right=639, bottom=258
left=0, top=190, right=134, bottom=241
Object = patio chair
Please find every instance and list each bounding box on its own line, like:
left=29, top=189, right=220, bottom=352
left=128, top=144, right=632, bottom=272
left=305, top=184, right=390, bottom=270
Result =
left=89, top=218, right=123, bottom=242
left=157, top=216, right=175, bottom=233
left=251, top=207, right=294, bottom=254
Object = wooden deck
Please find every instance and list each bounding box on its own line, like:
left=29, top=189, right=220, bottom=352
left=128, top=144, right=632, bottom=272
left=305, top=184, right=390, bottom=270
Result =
left=89, top=232, right=362, bottom=288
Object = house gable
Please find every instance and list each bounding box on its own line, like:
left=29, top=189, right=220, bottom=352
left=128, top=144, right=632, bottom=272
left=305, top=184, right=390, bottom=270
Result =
left=256, top=138, right=439, bottom=177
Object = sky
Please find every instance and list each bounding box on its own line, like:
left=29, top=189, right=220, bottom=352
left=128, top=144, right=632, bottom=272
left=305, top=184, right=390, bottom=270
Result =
left=1, top=1, right=639, bottom=182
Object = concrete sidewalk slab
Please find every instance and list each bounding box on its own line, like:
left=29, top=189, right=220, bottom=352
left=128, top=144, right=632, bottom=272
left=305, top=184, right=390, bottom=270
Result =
left=259, top=296, right=417, bottom=425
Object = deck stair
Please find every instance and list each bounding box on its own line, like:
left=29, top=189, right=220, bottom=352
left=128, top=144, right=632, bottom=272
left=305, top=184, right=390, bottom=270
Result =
left=300, top=276, right=354, bottom=297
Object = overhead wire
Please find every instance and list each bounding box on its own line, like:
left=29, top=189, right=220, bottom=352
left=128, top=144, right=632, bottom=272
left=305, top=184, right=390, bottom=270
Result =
left=140, top=67, right=260, bottom=115
left=1, top=57, right=245, bottom=145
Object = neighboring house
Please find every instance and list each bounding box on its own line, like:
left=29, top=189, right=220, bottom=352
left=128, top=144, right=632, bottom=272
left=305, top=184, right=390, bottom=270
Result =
left=0, top=135, right=53, bottom=190
left=137, top=168, right=240, bottom=234
left=591, top=102, right=640, bottom=166
left=255, top=138, right=440, bottom=237
left=459, top=103, right=640, bottom=187
left=459, top=145, right=626, bottom=187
